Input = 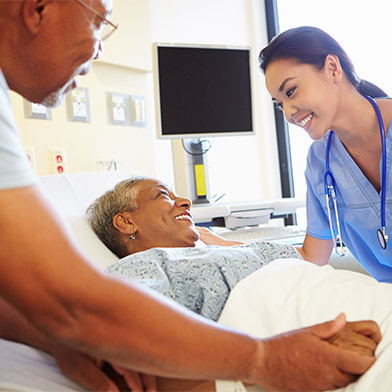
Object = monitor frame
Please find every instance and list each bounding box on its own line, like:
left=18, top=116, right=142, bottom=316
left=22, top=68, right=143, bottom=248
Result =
left=153, top=43, right=256, bottom=140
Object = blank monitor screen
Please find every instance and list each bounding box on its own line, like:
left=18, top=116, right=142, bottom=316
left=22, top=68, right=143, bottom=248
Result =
left=154, top=44, right=254, bottom=139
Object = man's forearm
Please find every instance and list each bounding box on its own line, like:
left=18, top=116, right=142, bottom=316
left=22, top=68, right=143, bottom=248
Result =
left=63, top=276, right=264, bottom=383
left=0, top=270, right=262, bottom=385
left=0, top=298, right=53, bottom=353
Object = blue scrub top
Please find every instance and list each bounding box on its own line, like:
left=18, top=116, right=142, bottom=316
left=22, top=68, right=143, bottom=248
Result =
left=305, top=124, right=392, bottom=282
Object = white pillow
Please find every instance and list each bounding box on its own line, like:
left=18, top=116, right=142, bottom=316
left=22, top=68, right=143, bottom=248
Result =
left=67, top=215, right=118, bottom=270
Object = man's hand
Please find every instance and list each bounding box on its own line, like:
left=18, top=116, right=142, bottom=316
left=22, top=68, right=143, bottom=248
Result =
left=256, top=313, right=379, bottom=391
left=327, top=319, right=381, bottom=357
left=52, top=345, right=121, bottom=391
left=107, top=363, right=157, bottom=392
left=52, top=345, right=157, bottom=392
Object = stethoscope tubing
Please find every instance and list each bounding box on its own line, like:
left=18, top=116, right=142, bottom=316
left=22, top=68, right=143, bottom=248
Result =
left=324, top=133, right=346, bottom=256
left=324, top=95, right=387, bottom=253
left=363, top=95, right=387, bottom=229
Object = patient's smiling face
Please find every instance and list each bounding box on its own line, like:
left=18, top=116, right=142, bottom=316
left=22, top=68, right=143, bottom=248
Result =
left=128, top=179, right=199, bottom=251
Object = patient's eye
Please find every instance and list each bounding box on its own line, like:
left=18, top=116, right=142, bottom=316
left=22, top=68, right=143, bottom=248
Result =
left=158, top=190, right=170, bottom=197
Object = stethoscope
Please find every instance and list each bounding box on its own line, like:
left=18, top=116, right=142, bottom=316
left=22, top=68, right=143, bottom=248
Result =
left=324, top=95, right=388, bottom=256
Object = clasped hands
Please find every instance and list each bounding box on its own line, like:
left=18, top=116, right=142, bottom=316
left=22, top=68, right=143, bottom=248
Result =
left=256, top=313, right=381, bottom=391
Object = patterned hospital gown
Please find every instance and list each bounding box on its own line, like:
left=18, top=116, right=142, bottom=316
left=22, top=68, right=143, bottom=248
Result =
left=105, top=241, right=302, bottom=321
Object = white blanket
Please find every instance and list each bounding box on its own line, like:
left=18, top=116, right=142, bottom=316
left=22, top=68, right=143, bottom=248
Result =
left=216, top=259, right=392, bottom=392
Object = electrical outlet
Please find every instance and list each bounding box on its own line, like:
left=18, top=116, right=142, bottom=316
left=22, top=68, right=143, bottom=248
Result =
left=113, top=96, right=125, bottom=121
left=23, top=99, right=52, bottom=120
left=49, top=148, right=68, bottom=174
left=107, top=92, right=130, bottom=126
left=67, top=87, right=90, bottom=122
left=24, top=147, right=36, bottom=171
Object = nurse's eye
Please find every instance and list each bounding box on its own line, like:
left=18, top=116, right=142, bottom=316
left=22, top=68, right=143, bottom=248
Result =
left=286, top=87, right=296, bottom=97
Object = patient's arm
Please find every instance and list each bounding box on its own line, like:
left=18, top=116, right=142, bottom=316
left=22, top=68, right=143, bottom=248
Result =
left=196, top=226, right=244, bottom=246
left=327, top=320, right=381, bottom=357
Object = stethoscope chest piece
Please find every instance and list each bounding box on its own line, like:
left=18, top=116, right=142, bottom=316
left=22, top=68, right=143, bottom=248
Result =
left=377, top=228, right=388, bottom=249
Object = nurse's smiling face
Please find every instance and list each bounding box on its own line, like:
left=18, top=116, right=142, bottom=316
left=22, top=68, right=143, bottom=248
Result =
left=124, top=179, right=199, bottom=251
left=265, top=57, right=341, bottom=140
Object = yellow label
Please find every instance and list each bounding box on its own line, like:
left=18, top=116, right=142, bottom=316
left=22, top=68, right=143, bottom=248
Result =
left=194, top=164, right=206, bottom=196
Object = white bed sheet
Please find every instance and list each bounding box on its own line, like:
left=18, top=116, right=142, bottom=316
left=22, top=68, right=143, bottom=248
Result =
left=216, top=259, right=392, bottom=392
left=0, top=339, right=86, bottom=391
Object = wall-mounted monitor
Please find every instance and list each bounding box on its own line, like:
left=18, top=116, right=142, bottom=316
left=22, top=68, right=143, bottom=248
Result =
left=153, top=43, right=254, bottom=139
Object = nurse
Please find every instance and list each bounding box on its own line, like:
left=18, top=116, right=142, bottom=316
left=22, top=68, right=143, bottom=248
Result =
left=259, top=26, right=392, bottom=282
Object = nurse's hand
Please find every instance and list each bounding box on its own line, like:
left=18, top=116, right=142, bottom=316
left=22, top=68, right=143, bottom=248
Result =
left=256, top=313, right=378, bottom=391
left=327, top=319, right=381, bottom=357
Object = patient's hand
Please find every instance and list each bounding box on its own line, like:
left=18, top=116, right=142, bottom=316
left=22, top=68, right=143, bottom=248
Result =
left=327, top=320, right=381, bottom=357
left=196, top=226, right=243, bottom=246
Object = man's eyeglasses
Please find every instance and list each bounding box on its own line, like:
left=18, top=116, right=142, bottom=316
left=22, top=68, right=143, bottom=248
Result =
left=74, top=0, right=118, bottom=41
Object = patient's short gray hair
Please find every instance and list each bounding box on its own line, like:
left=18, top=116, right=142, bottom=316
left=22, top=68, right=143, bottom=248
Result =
left=86, top=176, right=150, bottom=257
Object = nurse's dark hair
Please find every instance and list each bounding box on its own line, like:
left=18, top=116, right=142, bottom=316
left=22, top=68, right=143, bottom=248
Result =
left=259, top=26, right=388, bottom=98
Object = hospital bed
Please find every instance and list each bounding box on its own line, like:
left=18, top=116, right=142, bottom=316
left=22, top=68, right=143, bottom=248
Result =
left=1, top=171, right=392, bottom=392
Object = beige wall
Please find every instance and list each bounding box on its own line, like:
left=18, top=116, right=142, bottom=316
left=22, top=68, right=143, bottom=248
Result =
left=13, top=0, right=281, bottom=201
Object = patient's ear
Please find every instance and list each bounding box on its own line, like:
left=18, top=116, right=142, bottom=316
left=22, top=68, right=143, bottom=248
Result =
left=21, top=0, right=48, bottom=34
left=113, top=212, right=137, bottom=236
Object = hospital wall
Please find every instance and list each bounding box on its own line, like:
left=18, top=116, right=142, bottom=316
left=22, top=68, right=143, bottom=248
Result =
left=12, top=0, right=282, bottom=202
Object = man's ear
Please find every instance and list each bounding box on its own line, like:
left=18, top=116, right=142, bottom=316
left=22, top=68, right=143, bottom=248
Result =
left=113, top=212, right=137, bottom=236
left=21, top=0, right=47, bottom=34
left=324, top=54, right=343, bottom=84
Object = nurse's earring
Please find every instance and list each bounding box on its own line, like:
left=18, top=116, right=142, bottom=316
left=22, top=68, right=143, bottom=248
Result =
left=129, top=234, right=136, bottom=242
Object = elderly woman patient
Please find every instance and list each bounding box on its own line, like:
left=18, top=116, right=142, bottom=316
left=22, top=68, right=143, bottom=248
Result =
left=86, top=176, right=381, bottom=391
left=87, top=176, right=301, bottom=321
